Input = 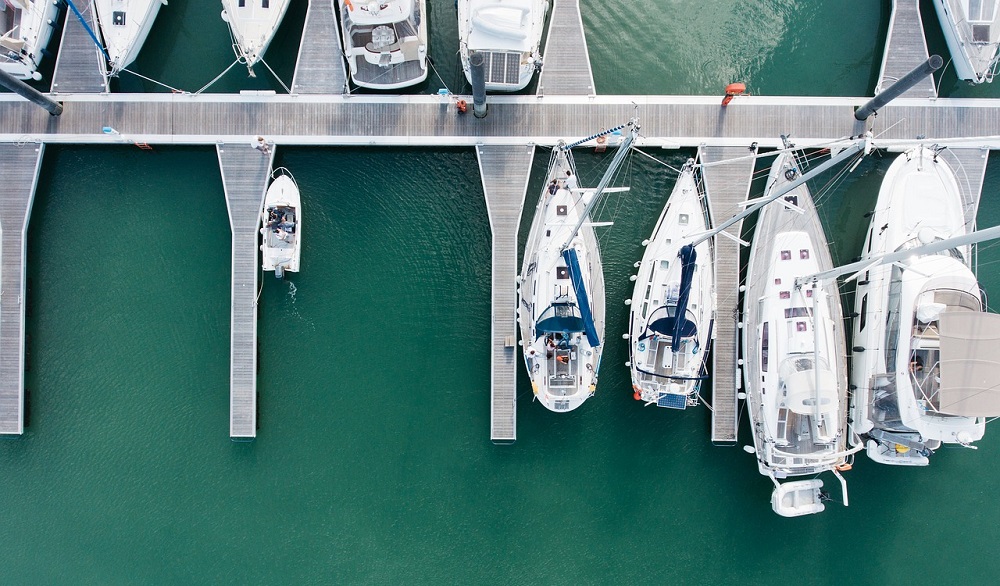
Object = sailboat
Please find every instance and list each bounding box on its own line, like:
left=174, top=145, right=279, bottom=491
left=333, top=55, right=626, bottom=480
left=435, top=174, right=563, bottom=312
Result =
left=220, top=0, right=291, bottom=72
left=627, top=160, right=715, bottom=409
left=0, top=0, right=61, bottom=81
left=92, top=0, right=166, bottom=76
left=336, top=0, right=428, bottom=90
left=260, top=167, right=301, bottom=279
left=850, top=146, right=1000, bottom=465
left=933, top=0, right=1000, bottom=83
left=457, top=0, right=547, bottom=91
left=518, top=121, right=638, bottom=412
left=742, top=146, right=862, bottom=517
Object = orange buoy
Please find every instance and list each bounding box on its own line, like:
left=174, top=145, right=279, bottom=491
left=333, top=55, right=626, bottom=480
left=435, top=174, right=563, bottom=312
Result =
left=456, top=99, right=467, bottom=114
left=721, top=82, right=746, bottom=106
left=633, top=391, right=641, bottom=401
left=595, top=134, right=608, bottom=153
left=835, top=463, right=853, bottom=472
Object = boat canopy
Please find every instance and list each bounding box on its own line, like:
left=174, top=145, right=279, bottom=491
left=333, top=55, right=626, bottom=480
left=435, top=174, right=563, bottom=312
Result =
left=671, top=244, right=697, bottom=352
left=535, top=303, right=585, bottom=335
left=779, top=357, right=838, bottom=416
left=562, top=248, right=600, bottom=348
left=643, top=306, right=697, bottom=340
left=937, top=311, right=1000, bottom=417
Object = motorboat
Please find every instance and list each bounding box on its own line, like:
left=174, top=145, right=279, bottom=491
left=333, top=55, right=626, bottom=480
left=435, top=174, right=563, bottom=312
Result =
left=260, top=168, right=301, bottom=279
left=457, top=0, right=547, bottom=91
left=93, top=0, right=166, bottom=76
left=0, top=0, right=61, bottom=81
left=220, top=0, right=291, bottom=72
left=850, top=146, right=1000, bottom=465
left=518, top=121, right=638, bottom=412
left=627, top=160, right=715, bottom=410
left=336, top=0, right=428, bottom=90
left=742, top=150, right=858, bottom=517
left=933, top=0, right=1000, bottom=83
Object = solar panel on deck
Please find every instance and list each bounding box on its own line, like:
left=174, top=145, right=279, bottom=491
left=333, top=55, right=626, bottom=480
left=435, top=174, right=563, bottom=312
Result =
left=657, top=392, right=688, bottom=409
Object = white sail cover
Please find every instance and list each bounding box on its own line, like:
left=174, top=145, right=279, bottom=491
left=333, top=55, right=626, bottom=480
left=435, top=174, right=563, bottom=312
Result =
left=938, top=311, right=1000, bottom=416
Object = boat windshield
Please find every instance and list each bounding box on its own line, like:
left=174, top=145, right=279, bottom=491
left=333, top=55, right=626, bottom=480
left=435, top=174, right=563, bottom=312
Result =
left=642, top=305, right=697, bottom=340
left=342, top=1, right=419, bottom=45
left=535, top=303, right=585, bottom=335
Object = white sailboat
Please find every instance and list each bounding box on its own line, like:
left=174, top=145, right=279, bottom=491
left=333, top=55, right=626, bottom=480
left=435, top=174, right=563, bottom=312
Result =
left=850, top=146, right=1000, bottom=465
left=336, top=0, right=428, bottom=90
left=457, top=0, right=547, bottom=91
left=933, top=0, right=1000, bottom=83
left=260, top=168, right=301, bottom=279
left=0, top=0, right=61, bottom=81
left=518, top=121, right=638, bottom=412
left=742, top=146, right=863, bottom=517
left=93, top=0, right=166, bottom=76
left=627, top=160, right=715, bottom=409
left=220, top=0, right=291, bottom=71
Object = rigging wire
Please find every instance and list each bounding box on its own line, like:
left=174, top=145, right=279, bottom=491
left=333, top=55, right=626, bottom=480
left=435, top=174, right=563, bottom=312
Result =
left=628, top=146, right=684, bottom=175
left=259, top=57, right=292, bottom=94
left=120, top=67, right=184, bottom=93
left=426, top=56, right=451, bottom=95
left=194, top=59, right=242, bottom=95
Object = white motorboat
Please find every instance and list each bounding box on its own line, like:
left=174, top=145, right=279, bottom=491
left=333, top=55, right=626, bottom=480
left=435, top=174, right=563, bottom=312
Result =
left=260, top=168, right=301, bottom=279
left=0, top=0, right=61, bottom=81
left=933, top=0, right=1000, bottom=83
left=850, top=146, right=1000, bottom=465
left=627, top=160, right=715, bottom=410
left=742, top=149, right=859, bottom=517
left=336, top=0, right=428, bottom=90
left=457, top=0, right=547, bottom=91
left=518, top=121, right=638, bottom=412
left=220, top=0, right=291, bottom=71
left=93, top=0, right=166, bottom=76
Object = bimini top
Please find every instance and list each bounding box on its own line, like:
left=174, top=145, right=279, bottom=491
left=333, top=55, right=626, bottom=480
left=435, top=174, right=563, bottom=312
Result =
left=643, top=306, right=697, bottom=340
left=938, top=311, right=1000, bottom=417
left=535, top=303, right=585, bottom=335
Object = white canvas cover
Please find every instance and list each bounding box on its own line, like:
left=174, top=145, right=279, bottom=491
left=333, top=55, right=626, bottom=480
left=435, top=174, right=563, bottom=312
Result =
left=938, top=311, right=1000, bottom=417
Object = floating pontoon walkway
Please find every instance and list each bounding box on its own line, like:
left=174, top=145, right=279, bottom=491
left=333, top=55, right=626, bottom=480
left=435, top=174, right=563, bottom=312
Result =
left=51, top=0, right=108, bottom=94
left=537, top=0, right=595, bottom=95
left=877, top=0, right=936, bottom=97
left=941, top=147, right=989, bottom=230
left=292, top=0, right=348, bottom=95
left=699, top=145, right=756, bottom=445
left=218, top=144, right=273, bottom=440
left=0, top=144, right=43, bottom=436
left=477, top=145, right=534, bottom=444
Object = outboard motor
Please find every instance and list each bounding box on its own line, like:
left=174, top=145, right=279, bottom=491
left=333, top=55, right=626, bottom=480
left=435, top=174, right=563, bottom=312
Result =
left=275, top=265, right=284, bottom=280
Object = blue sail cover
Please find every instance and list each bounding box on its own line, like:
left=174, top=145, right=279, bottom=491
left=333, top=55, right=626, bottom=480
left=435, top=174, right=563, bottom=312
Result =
left=561, top=248, right=601, bottom=348
left=671, top=244, right=698, bottom=353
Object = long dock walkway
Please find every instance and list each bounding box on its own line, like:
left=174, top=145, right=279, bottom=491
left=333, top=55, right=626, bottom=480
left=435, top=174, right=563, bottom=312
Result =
left=51, top=0, right=108, bottom=94
left=292, top=0, right=348, bottom=95
left=699, top=145, right=756, bottom=445
left=537, top=0, right=595, bottom=95
left=0, top=144, right=44, bottom=436
left=877, top=0, right=936, bottom=97
left=941, top=147, right=989, bottom=230
left=477, top=145, right=534, bottom=444
left=218, top=144, right=273, bottom=440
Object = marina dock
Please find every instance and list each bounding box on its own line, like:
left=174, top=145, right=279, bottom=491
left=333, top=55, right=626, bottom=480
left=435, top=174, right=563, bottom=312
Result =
left=877, top=0, right=936, bottom=97
left=292, top=0, right=348, bottom=95
left=537, top=0, right=594, bottom=95
left=51, top=0, right=108, bottom=94
left=699, top=146, right=756, bottom=445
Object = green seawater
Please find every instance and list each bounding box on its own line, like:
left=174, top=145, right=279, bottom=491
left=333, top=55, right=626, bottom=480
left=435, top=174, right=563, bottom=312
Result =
left=4, top=0, right=1000, bottom=583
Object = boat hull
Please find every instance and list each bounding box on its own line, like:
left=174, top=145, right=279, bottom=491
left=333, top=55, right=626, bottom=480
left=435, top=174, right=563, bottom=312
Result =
left=457, top=0, right=548, bottom=91
left=933, top=0, right=1000, bottom=83
left=0, top=0, right=61, bottom=81
left=221, top=0, right=291, bottom=68
left=260, top=173, right=301, bottom=275
left=336, top=0, right=428, bottom=90
left=93, top=0, right=164, bottom=75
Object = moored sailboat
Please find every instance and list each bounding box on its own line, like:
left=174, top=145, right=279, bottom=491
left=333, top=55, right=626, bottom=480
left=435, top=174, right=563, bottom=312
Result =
left=93, top=0, right=166, bottom=75
left=0, top=0, right=61, bottom=81
left=457, top=0, right=547, bottom=91
left=220, top=0, right=291, bottom=72
left=933, top=0, right=1000, bottom=83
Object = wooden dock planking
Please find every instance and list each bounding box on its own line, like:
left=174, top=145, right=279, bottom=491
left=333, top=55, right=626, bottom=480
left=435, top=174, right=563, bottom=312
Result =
left=477, top=145, right=534, bottom=444
left=699, top=146, right=756, bottom=445
left=0, top=144, right=44, bottom=436
left=939, top=147, right=989, bottom=230
left=537, top=0, right=594, bottom=95
left=877, top=0, right=936, bottom=97
left=51, top=0, right=108, bottom=94
left=218, top=144, right=273, bottom=440
left=292, top=0, right=348, bottom=95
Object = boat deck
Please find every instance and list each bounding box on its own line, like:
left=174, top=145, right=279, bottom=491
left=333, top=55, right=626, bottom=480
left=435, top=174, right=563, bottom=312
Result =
left=537, top=0, right=594, bottom=95
left=477, top=145, right=534, bottom=443
left=699, top=146, right=756, bottom=445
left=51, top=0, right=108, bottom=94
left=0, top=144, right=43, bottom=436
left=218, top=144, right=273, bottom=440
left=877, top=0, right=936, bottom=97
left=292, top=0, right=348, bottom=95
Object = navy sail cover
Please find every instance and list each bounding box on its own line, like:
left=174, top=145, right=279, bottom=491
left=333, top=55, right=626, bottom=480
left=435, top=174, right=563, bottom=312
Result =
left=671, top=244, right=697, bottom=352
left=561, top=248, right=601, bottom=347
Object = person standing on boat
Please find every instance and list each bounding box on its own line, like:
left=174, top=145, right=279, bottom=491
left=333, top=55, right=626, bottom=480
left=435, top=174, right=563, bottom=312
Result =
left=565, top=171, right=578, bottom=190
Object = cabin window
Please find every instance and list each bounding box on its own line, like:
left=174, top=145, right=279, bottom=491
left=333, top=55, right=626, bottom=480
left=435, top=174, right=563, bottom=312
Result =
left=780, top=250, right=791, bottom=261
left=867, top=228, right=874, bottom=253
left=556, top=205, right=567, bottom=216
left=112, top=11, right=126, bottom=26
left=762, top=323, right=769, bottom=372
left=239, top=0, right=245, bottom=6
left=774, top=278, right=781, bottom=285
left=859, top=294, right=868, bottom=330
left=796, top=322, right=807, bottom=332
left=784, top=307, right=810, bottom=318
left=263, top=0, right=269, bottom=7
left=679, top=214, right=689, bottom=226
left=800, top=249, right=810, bottom=260
left=806, top=289, right=813, bottom=298
left=556, top=267, right=569, bottom=280
left=779, top=291, right=790, bottom=300
left=784, top=195, right=798, bottom=207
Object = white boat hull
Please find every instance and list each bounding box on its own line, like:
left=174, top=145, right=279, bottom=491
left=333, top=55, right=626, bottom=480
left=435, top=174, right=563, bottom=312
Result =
left=457, top=0, right=547, bottom=91
left=933, top=0, right=1000, bottom=83
left=336, top=0, right=428, bottom=90
left=0, top=0, right=61, bottom=81
left=260, top=173, right=301, bottom=276
left=93, top=0, right=165, bottom=75
left=221, top=0, right=291, bottom=69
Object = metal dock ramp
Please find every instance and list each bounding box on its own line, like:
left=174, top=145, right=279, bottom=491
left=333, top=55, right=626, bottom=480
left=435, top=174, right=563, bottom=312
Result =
left=537, top=0, right=594, bottom=95
left=292, top=0, right=348, bottom=95
left=0, top=144, right=43, bottom=436
left=477, top=145, right=534, bottom=444
left=942, top=147, right=990, bottom=229
left=51, top=0, right=108, bottom=94
left=699, top=145, right=756, bottom=445
left=877, top=0, right=936, bottom=97
left=218, top=144, right=273, bottom=440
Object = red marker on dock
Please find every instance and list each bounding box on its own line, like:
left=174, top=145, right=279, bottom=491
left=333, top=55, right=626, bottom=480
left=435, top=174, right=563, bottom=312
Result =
left=721, top=82, right=746, bottom=106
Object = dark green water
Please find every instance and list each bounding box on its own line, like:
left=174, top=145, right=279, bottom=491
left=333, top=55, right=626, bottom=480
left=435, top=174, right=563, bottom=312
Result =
left=5, top=1, right=1000, bottom=583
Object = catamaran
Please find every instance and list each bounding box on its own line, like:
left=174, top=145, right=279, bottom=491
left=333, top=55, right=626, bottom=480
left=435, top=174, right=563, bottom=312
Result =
left=850, top=146, right=1000, bottom=465
left=93, top=0, right=166, bottom=76
left=336, top=0, right=428, bottom=90
left=260, top=168, right=301, bottom=279
left=0, top=0, right=61, bottom=81
left=457, top=0, right=547, bottom=91
left=742, top=146, right=863, bottom=517
left=933, top=0, right=1000, bottom=83
left=518, top=121, right=638, bottom=412
left=220, top=0, right=291, bottom=72
left=627, top=160, right=715, bottom=409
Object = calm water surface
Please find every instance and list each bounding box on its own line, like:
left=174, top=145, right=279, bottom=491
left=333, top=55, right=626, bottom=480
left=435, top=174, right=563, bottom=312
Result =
left=4, top=1, right=1000, bottom=583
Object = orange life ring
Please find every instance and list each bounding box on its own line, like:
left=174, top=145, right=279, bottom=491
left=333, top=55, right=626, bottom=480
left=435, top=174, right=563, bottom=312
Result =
left=596, top=135, right=607, bottom=145
left=345, top=0, right=354, bottom=10
left=835, top=463, right=853, bottom=472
